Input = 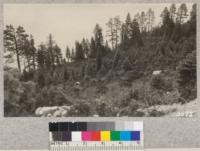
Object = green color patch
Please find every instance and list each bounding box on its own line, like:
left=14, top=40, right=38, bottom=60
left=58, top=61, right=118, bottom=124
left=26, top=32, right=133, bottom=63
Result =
left=111, top=131, right=120, bottom=141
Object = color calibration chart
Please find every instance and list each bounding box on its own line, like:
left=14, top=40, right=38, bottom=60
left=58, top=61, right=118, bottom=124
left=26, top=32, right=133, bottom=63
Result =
left=49, top=121, right=144, bottom=151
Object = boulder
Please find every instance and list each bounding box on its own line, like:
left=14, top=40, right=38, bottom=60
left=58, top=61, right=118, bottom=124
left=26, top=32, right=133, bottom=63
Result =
left=152, top=70, right=162, bottom=75
left=35, top=105, right=72, bottom=117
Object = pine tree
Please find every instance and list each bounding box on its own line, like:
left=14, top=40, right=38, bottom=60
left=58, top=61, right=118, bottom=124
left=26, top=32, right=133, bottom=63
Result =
left=113, top=16, right=121, bottom=48
left=47, top=34, right=55, bottom=68
left=81, top=38, right=90, bottom=58
left=89, top=37, right=96, bottom=58
left=169, top=4, right=176, bottom=22
left=23, top=35, right=37, bottom=71
left=130, top=19, right=143, bottom=46
left=189, top=4, right=197, bottom=34
left=161, top=7, right=174, bottom=39
left=125, top=13, right=132, bottom=39
left=65, top=46, right=71, bottom=62
left=140, top=11, right=147, bottom=32
left=4, top=25, right=28, bottom=72
left=23, top=39, right=32, bottom=71
left=71, top=48, right=75, bottom=62
left=75, top=41, right=85, bottom=61
left=93, top=24, right=104, bottom=71
left=94, top=24, right=104, bottom=48
left=54, top=44, right=62, bottom=65
left=134, top=13, right=140, bottom=23
left=29, top=35, right=37, bottom=70
left=177, top=3, right=188, bottom=24
left=37, top=43, right=46, bottom=68
left=146, top=8, right=155, bottom=31
left=106, top=18, right=115, bottom=50
left=121, top=23, right=129, bottom=50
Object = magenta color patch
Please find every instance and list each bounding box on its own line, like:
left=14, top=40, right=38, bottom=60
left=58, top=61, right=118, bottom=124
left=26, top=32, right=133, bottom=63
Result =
left=82, top=131, right=91, bottom=141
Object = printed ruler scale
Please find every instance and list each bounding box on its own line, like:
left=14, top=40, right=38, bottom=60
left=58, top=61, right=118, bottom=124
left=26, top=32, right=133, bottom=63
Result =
left=49, top=121, right=144, bottom=151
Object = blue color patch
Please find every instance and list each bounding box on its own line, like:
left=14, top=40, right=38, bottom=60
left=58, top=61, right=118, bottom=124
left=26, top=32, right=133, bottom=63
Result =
left=131, top=131, right=140, bottom=141
left=120, top=131, right=131, bottom=141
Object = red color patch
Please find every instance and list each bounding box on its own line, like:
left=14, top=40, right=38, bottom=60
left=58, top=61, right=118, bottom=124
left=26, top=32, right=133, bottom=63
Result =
left=91, top=131, right=100, bottom=141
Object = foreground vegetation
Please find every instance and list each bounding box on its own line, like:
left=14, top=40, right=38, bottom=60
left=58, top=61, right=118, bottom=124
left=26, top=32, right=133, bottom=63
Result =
left=4, top=4, right=196, bottom=116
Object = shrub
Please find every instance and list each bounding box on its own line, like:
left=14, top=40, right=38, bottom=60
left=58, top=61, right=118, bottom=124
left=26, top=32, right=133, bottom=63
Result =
left=96, top=83, right=108, bottom=94
left=148, top=109, right=165, bottom=117
left=4, top=69, right=23, bottom=116
left=151, top=74, right=173, bottom=92
left=177, top=51, right=196, bottom=100
left=85, top=63, right=96, bottom=78
left=37, top=73, right=45, bottom=88
left=63, top=67, right=69, bottom=82
left=97, top=64, right=107, bottom=78
left=68, top=100, right=91, bottom=116
left=36, top=86, right=72, bottom=107
left=151, top=75, right=165, bottom=90
left=118, top=99, right=142, bottom=116
left=122, top=57, right=132, bottom=71
left=96, top=100, right=114, bottom=116
left=21, top=69, right=35, bottom=81
left=119, top=90, right=134, bottom=107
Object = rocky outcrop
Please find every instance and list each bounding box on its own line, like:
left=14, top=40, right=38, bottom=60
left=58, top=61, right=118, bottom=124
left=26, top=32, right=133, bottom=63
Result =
left=35, top=106, right=71, bottom=117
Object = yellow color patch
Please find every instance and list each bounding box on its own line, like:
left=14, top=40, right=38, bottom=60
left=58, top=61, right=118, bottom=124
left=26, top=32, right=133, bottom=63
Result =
left=100, top=131, right=110, bottom=141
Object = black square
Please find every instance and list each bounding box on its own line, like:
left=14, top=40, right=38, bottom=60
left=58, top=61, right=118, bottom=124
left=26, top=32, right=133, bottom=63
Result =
left=69, top=122, right=78, bottom=131
left=77, top=122, right=87, bottom=131
left=49, top=122, right=59, bottom=132
left=59, top=122, right=69, bottom=131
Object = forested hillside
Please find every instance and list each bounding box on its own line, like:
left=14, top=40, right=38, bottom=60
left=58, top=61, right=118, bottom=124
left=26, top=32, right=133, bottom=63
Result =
left=4, top=3, right=197, bottom=117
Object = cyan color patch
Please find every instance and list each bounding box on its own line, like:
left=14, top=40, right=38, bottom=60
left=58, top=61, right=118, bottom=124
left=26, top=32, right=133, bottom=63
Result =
left=120, top=131, right=131, bottom=141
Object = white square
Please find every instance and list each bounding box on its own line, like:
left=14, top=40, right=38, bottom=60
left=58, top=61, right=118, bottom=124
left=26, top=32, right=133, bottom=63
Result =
left=49, top=132, right=53, bottom=141
left=133, top=121, right=143, bottom=131
left=72, top=131, right=82, bottom=141
left=124, top=121, right=134, bottom=130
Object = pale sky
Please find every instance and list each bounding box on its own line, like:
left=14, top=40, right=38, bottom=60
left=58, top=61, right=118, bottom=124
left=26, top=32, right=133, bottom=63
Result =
left=4, top=3, right=193, bottom=54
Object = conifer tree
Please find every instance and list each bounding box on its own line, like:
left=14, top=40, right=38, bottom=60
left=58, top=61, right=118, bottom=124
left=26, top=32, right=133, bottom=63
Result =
left=65, top=46, right=71, bottom=62
left=4, top=25, right=28, bottom=72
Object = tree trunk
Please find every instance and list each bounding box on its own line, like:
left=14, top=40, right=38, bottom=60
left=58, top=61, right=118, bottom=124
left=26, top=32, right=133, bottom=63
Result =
left=16, top=50, right=21, bottom=72
left=14, top=36, right=21, bottom=72
left=33, top=53, right=36, bottom=70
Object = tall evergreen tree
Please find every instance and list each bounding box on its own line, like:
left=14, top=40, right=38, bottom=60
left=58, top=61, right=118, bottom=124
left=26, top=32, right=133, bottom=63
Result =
left=121, top=23, right=129, bottom=49
left=54, top=44, right=62, bottom=65
left=75, top=41, right=85, bottom=61
left=46, top=34, right=55, bottom=68
left=189, top=3, right=197, bottom=34
left=93, top=24, right=104, bottom=71
left=29, top=35, right=37, bottom=70
left=140, top=11, right=147, bottom=32
left=37, top=43, right=46, bottom=68
left=161, top=7, right=174, bottom=39
left=125, top=13, right=132, bottom=39
left=81, top=38, right=90, bottom=58
left=177, top=3, right=188, bottom=23
left=169, top=4, right=176, bottom=22
left=106, top=18, right=115, bottom=49
left=146, top=8, right=155, bottom=31
left=94, top=24, right=104, bottom=48
left=23, top=35, right=37, bottom=71
left=71, top=48, right=75, bottom=62
left=89, top=37, right=96, bottom=58
left=130, top=19, right=143, bottom=46
left=4, top=25, right=28, bottom=72
left=113, top=16, right=121, bottom=48
left=65, top=46, right=71, bottom=62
